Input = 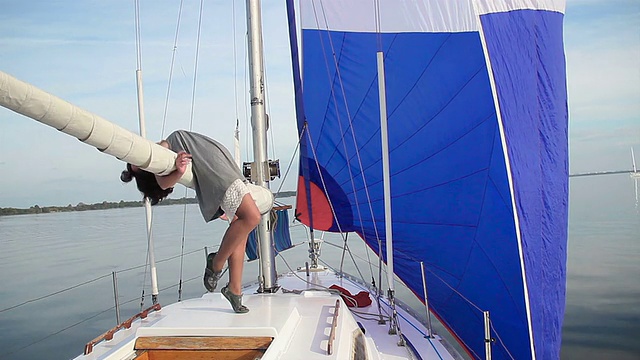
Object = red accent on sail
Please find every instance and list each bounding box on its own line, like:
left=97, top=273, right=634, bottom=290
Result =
left=295, top=175, right=333, bottom=230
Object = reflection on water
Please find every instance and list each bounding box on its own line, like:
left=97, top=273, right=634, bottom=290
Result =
left=561, top=175, right=640, bottom=360
left=1, top=175, right=639, bottom=359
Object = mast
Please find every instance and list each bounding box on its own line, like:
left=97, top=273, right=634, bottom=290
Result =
left=246, top=0, right=277, bottom=292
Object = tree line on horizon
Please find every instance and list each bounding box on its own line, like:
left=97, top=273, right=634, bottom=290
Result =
left=0, top=191, right=296, bottom=216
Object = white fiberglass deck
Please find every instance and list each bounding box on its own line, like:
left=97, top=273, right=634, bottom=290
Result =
left=75, top=269, right=459, bottom=360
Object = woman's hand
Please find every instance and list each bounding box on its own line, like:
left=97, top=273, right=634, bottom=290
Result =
left=175, top=151, right=192, bottom=174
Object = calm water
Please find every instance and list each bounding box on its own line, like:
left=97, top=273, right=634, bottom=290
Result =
left=1, top=177, right=639, bottom=359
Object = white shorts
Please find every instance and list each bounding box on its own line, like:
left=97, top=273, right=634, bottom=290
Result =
left=220, top=179, right=250, bottom=220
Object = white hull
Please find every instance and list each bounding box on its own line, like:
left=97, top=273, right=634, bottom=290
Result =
left=74, top=269, right=460, bottom=360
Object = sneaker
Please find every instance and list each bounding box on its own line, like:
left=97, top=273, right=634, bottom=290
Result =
left=203, top=252, right=222, bottom=292
left=221, top=285, right=249, bottom=313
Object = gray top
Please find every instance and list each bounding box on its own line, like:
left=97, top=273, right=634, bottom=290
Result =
left=166, top=130, right=244, bottom=222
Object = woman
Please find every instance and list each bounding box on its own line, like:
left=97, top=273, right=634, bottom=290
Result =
left=120, top=130, right=260, bottom=313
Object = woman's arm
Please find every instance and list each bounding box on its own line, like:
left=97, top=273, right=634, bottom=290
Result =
left=155, top=141, right=192, bottom=190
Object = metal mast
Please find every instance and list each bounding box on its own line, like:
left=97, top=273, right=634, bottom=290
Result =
left=246, top=0, right=277, bottom=292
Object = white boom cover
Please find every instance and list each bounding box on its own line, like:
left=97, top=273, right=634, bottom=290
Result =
left=0, top=70, right=194, bottom=187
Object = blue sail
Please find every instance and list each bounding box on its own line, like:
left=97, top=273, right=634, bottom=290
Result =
left=288, top=1, right=568, bottom=359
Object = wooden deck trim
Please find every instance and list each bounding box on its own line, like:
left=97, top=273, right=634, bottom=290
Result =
left=84, top=304, right=162, bottom=355
left=134, top=336, right=273, bottom=351
left=327, top=299, right=340, bottom=355
left=135, top=349, right=266, bottom=360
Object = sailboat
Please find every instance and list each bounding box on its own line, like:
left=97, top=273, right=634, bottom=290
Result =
left=631, top=147, right=639, bottom=205
left=0, top=0, right=569, bottom=359
left=631, top=147, right=639, bottom=178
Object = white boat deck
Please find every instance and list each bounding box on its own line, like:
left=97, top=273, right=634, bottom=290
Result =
left=75, top=269, right=459, bottom=360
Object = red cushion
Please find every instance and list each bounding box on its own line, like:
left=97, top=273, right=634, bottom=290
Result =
left=329, top=284, right=372, bottom=307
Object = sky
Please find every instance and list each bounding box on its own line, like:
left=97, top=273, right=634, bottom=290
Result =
left=0, top=0, right=638, bottom=209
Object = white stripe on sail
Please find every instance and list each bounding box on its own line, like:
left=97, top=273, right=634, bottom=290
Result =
left=299, top=0, right=565, bottom=34
left=0, top=70, right=194, bottom=188
left=475, top=0, right=565, bottom=15
left=300, top=0, right=478, bottom=33
left=470, top=4, right=537, bottom=359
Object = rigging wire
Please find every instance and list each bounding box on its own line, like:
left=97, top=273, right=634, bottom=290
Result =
left=490, top=322, right=517, bottom=360
left=133, top=0, right=151, bottom=311
left=0, top=274, right=112, bottom=314
left=177, top=197, right=189, bottom=302
left=0, top=305, right=116, bottom=357
left=139, top=215, right=152, bottom=310
left=188, top=0, right=205, bottom=132
left=160, top=0, right=186, bottom=139
left=302, top=117, right=369, bottom=292
left=312, top=259, right=470, bottom=355
left=233, top=0, right=240, bottom=128
left=292, top=123, right=372, bottom=292
left=0, top=247, right=207, bottom=357
left=176, top=0, right=206, bottom=301
left=232, top=0, right=245, bottom=170
left=2, top=226, right=496, bottom=358
left=275, top=239, right=364, bottom=309
left=309, top=0, right=388, bottom=293
left=274, top=258, right=393, bottom=326
left=0, top=267, right=204, bottom=358
left=261, top=35, right=278, bottom=161
left=273, top=124, right=303, bottom=196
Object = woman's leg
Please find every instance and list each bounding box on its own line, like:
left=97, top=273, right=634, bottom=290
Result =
left=226, top=235, right=249, bottom=294
left=212, top=193, right=261, bottom=294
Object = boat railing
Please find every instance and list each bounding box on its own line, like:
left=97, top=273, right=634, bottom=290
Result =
left=314, top=237, right=515, bottom=360
left=0, top=246, right=209, bottom=357
left=83, top=303, right=162, bottom=355
left=0, top=234, right=312, bottom=359
left=4, top=221, right=509, bottom=359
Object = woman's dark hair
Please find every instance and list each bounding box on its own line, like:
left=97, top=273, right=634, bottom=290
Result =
left=121, top=163, right=173, bottom=205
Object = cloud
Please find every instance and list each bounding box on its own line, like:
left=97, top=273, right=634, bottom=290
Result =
left=1, top=1, right=638, bottom=206
left=0, top=1, right=300, bottom=208
left=565, top=4, right=640, bottom=129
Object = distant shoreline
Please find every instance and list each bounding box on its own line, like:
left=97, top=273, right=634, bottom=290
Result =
left=0, top=190, right=296, bottom=217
